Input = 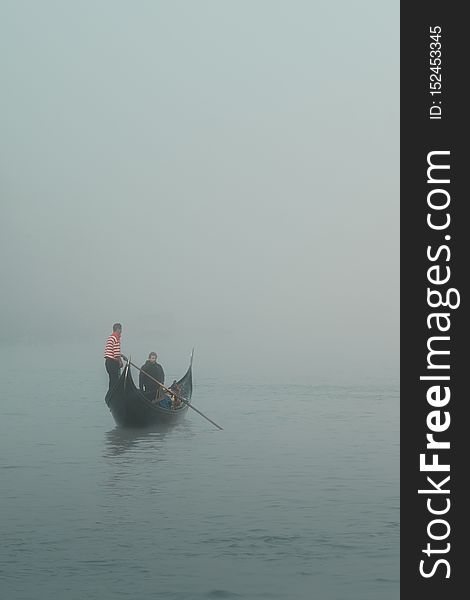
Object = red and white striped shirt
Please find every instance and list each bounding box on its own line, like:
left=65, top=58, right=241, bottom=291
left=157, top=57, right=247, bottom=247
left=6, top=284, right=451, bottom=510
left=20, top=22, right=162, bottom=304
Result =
left=104, top=332, right=121, bottom=360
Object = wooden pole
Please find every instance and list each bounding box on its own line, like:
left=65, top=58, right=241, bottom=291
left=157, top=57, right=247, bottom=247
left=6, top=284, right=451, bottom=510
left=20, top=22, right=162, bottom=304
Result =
left=127, top=360, right=223, bottom=431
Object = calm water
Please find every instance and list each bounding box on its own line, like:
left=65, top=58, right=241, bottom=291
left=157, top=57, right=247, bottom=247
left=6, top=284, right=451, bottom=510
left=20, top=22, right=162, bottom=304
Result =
left=0, top=350, right=398, bottom=600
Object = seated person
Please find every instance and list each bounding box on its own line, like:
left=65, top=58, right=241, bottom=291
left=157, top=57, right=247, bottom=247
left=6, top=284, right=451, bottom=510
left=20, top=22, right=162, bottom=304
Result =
left=158, top=381, right=182, bottom=410
left=169, top=380, right=183, bottom=408
left=158, top=395, right=173, bottom=409
left=139, top=352, right=165, bottom=399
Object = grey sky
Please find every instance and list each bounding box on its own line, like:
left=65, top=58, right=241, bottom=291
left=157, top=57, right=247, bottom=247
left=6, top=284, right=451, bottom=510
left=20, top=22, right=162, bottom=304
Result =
left=0, top=1, right=398, bottom=382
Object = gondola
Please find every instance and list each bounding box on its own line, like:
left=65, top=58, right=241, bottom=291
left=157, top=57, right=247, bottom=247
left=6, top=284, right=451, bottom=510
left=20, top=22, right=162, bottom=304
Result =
left=105, top=355, right=193, bottom=428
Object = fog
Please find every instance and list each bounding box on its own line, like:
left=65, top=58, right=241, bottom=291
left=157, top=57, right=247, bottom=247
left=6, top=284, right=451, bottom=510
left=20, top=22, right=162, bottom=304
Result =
left=0, top=1, right=398, bottom=383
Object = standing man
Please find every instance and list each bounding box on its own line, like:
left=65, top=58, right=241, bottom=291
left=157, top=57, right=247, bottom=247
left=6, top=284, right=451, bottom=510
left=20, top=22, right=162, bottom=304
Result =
left=139, top=352, right=165, bottom=399
left=104, top=323, right=124, bottom=391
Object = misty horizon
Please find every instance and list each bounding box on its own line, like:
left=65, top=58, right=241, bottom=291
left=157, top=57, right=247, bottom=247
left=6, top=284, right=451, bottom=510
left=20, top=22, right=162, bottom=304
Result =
left=0, top=1, right=398, bottom=384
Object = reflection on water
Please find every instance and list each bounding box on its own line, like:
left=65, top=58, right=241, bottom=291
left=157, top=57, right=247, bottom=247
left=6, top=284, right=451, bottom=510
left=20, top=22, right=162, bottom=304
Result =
left=104, top=422, right=196, bottom=458
left=104, top=426, right=169, bottom=457
left=102, top=422, right=199, bottom=501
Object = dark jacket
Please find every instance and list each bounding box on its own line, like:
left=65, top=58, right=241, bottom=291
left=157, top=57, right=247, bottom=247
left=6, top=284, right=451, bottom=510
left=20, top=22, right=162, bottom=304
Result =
left=139, top=361, right=165, bottom=394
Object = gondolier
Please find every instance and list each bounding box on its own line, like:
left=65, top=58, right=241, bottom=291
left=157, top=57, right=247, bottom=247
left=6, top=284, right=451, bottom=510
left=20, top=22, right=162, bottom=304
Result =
left=104, top=323, right=124, bottom=391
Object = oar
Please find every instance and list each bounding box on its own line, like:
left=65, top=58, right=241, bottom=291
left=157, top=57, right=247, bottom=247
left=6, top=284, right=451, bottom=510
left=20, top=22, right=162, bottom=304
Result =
left=127, top=360, right=223, bottom=431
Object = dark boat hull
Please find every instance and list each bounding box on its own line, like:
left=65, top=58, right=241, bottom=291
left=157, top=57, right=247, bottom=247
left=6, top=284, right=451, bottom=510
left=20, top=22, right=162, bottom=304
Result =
left=105, top=361, right=192, bottom=428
